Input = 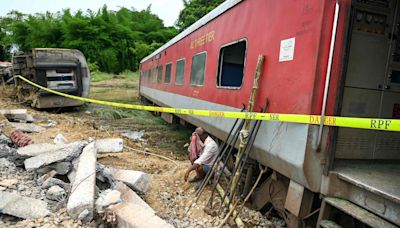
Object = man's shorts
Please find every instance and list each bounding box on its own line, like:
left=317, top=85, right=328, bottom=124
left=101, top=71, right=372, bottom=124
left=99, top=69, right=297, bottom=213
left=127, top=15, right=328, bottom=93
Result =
left=202, top=164, right=211, bottom=174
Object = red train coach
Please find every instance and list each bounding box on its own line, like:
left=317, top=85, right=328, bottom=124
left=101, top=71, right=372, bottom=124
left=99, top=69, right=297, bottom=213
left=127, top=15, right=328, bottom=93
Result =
left=140, top=0, right=400, bottom=226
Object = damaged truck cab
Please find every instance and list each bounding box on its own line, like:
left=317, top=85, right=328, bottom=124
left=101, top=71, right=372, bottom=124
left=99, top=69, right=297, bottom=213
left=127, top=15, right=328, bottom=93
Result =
left=12, top=48, right=90, bottom=108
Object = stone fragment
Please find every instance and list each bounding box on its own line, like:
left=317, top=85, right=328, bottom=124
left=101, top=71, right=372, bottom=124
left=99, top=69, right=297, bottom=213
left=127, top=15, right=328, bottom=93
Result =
left=46, top=186, right=67, bottom=202
left=0, top=133, right=11, bottom=144
left=0, top=179, right=18, bottom=189
left=115, top=182, right=154, bottom=213
left=9, top=122, right=45, bottom=133
left=41, top=177, right=69, bottom=190
left=95, top=189, right=122, bottom=213
left=0, top=158, right=16, bottom=172
left=17, top=143, right=71, bottom=157
left=106, top=167, right=151, bottom=193
left=54, top=133, right=68, bottom=145
left=24, top=141, right=86, bottom=171
left=121, top=130, right=144, bottom=141
left=96, top=163, right=117, bottom=188
left=0, top=144, right=17, bottom=158
left=67, top=157, right=79, bottom=183
left=108, top=202, right=172, bottom=228
left=96, top=138, right=123, bottom=153
left=0, top=109, right=27, bottom=122
left=67, top=142, right=97, bottom=222
left=37, top=170, right=57, bottom=185
left=37, top=162, right=72, bottom=175
left=0, top=191, right=50, bottom=219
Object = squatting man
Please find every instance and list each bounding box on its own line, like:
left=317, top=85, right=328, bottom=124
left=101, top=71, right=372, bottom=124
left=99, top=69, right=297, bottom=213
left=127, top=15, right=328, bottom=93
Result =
left=184, top=127, right=218, bottom=189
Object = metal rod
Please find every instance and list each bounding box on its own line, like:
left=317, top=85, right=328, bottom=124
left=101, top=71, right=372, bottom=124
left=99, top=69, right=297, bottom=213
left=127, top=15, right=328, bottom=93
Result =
left=220, top=119, right=260, bottom=208
left=195, top=106, right=245, bottom=200
left=317, top=1, right=340, bottom=151
left=223, top=99, right=268, bottom=208
left=227, top=115, right=264, bottom=207
left=206, top=120, right=244, bottom=207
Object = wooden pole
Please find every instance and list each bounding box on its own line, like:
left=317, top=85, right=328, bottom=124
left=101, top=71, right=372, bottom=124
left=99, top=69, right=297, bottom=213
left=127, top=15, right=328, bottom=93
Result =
left=230, top=55, right=265, bottom=198
left=216, top=184, right=245, bottom=227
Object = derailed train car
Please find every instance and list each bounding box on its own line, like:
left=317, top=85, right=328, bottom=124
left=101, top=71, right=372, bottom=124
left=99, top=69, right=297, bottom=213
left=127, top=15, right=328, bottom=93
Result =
left=139, top=0, right=400, bottom=227
left=13, top=48, right=90, bottom=108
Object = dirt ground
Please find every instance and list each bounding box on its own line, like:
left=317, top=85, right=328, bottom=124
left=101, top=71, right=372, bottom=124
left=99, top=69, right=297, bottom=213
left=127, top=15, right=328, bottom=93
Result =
left=0, top=77, right=284, bottom=227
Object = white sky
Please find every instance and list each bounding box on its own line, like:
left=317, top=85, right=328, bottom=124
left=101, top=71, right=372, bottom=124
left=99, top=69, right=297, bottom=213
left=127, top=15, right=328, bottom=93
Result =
left=0, top=0, right=184, bottom=26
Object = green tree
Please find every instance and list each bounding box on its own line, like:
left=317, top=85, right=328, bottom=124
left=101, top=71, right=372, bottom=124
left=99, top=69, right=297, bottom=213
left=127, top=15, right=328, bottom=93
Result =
left=176, top=0, right=225, bottom=31
left=0, top=6, right=178, bottom=72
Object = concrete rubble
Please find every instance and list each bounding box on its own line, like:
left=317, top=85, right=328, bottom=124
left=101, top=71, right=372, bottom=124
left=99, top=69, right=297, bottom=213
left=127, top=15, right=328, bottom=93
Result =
left=46, top=185, right=67, bottom=202
left=95, top=189, right=122, bottom=213
left=24, top=141, right=87, bottom=171
left=37, top=161, right=72, bottom=175
left=0, top=179, right=18, bottom=189
left=0, top=191, right=50, bottom=219
left=96, top=138, right=123, bottom=153
left=67, top=142, right=97, bottom=222
left=105, top=167, right=151, bottom=193
left=54, top=133, right=68, bottom=145
left=17, top=143, right=67, bottom=157
left=0, top=111, right=170, bottom=227
left=9, top=122, right=45, bottom=133
left=105, top=181, right=174, bottom=228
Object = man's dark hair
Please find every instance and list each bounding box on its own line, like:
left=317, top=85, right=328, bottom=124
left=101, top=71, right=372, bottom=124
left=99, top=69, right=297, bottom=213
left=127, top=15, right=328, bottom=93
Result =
left=195, top=127, right=208, bottom=141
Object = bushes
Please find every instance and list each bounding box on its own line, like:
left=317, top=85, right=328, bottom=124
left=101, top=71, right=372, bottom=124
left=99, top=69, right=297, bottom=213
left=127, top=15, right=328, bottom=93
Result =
left=1, top=6, right=178, bottom=73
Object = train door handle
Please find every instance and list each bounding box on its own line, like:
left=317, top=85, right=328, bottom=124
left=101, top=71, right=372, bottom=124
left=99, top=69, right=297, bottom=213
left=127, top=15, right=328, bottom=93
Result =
left=385, top=85, right=391, bottom=89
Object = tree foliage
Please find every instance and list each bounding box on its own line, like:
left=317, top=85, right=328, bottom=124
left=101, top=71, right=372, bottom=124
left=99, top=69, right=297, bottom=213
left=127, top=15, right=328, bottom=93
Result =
left=176, top=0, right=225, bottom=31
left=0, top=6, right=178, bottom=73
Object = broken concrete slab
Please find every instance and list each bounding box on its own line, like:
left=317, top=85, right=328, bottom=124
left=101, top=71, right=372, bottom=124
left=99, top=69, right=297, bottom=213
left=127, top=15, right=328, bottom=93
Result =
left=115, top=182, right=154, bottom=213
left=24, top=141, right=86, bottom=171
left=17, top=143, right=69, bottom=157
left=108, top=201, right=172, bottom=228
left=46, top=185, right=67, bottom=202
left=95, top=189, right=122, bottom=213
left=0, top=109, right=28, bottom=122
left=96, top=138, right=123, bottom=153
left=105, top=182, right=169, bottom=228
left=0, top=191, right=50, bottom=219
left=106, top=167, right=151, bottom=193
left=67, top=142, right=97, bottom=222
left=37, top=162, right=72, bottom=175
left=9, top=122, right=45, bottom=133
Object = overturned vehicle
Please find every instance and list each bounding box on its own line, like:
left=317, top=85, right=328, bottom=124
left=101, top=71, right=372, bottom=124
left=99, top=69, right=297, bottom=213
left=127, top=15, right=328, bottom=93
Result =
left=13, top=48, right=90, bottom=108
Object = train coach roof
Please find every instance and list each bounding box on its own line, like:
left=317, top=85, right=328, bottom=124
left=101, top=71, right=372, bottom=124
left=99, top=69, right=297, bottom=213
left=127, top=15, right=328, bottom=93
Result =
left=140, top=0, right=243, bottom=64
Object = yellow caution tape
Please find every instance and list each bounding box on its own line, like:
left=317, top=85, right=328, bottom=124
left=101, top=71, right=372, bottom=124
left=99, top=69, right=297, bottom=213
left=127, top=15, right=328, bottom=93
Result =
left=17, top=75, right=400, bottom=132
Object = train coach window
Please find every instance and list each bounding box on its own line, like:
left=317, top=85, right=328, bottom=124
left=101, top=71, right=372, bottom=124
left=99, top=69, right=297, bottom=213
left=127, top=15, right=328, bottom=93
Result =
left=217, top=40, right=247, bottom=88
left=175, top=59, right=185, bottom=85
left=157, top=65, right=163, bottom=84
left=151, top=68, right=157, bottom=83
left=165, top=63, right=172, bottom=84
left=190, top=52, right=207, bottom=86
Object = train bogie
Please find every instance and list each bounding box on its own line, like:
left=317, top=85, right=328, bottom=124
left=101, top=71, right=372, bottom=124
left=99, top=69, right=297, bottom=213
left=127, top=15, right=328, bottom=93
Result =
left=140, top=0, right=400, bottom=226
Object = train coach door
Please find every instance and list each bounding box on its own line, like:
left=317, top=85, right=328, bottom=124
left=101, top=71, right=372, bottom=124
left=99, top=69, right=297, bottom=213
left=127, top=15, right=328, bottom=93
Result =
left=337, top=0, right=400, bottom=159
